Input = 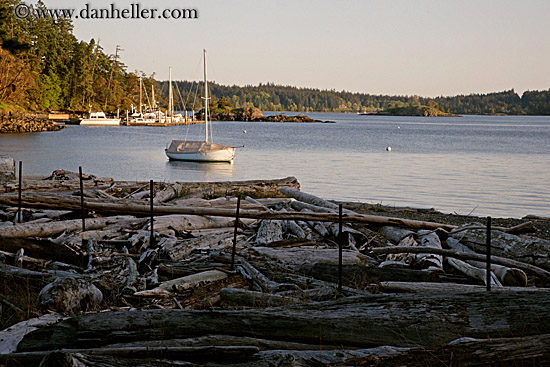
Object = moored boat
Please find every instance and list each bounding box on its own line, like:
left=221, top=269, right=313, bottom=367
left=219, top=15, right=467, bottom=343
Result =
left=165, top=50, right=236, bottom=162
left=80, top=112, right=120, bottom=126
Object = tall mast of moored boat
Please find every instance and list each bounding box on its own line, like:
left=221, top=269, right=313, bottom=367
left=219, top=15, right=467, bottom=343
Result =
left=139, top=76, right=143, bottom=115
left=152, top=85, right=155, bottom=113
left=204, top=49, right=209, bottom=143
left=168, top=67, right=173, bottom=123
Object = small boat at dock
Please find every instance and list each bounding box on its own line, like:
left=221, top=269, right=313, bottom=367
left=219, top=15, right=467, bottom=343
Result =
left=80, top=112, right=120, bottom=126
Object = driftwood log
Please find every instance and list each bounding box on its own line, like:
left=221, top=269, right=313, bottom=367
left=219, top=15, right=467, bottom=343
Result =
left=0, top=216, right=145, bottom=238
left=0, top=237, right=83, bottom=265
left=451, top=225, right=550, bottom=271
left=371, top=246, right=550, bottom=282
left=446, top=237, right=528, bottom=286
left=15, top=291, right=550, bottom=352
left=0, top=191, right=457, bottom=230
left=298, top=263, right=447, bottom=287
left=2, top=335, right=549, bottom=366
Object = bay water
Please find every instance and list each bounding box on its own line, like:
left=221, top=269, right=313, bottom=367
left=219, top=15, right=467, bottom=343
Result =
left=1, top=113, right=549, bottom=218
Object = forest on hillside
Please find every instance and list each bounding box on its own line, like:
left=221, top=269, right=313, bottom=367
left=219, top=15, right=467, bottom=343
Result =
left=0, top=0, right=154, bottom=113
left=161, top=81, right=550, bottom=116
left=1, top=0, right=550, bottom=116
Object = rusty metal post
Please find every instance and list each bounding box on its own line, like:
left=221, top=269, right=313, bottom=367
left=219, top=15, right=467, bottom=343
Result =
left=79, top=166, right=85, bottom=231
left=17, top=161, right=22, bottom=223
left=486, top=216, right=492, bottom=291
left=338, top=204, right=343, bottom=293
left=150, top=180, right=155, bottom=247
left=231, top=196, right=241, bottom=271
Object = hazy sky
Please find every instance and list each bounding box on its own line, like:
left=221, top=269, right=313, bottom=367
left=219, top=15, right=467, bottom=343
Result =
left=42, top=0, right=550, bottom=97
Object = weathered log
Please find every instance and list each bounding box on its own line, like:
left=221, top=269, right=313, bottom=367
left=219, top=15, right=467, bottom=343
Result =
left=298, top=263, right=444, bottom=287
left=446, top=257, right=502, bottom=286
left=446, top=237, right=528, bottom=286
left=0, top=248, right=48, bottom=267
left=151, top=214, right=253, bottom=234
left=251, top=334, right=550, bottom=367
left=281, top=187, right=355, bottom=214
left=153, top=183, right=183, bottom=204
left=237, top=258, right=287, bottom=292
left=220, top=288, right=301, bottom=307
left=344, top=334, right=550, bottom=367
left=267, top=269, right=370, bottom=297
left=4, top=335, right=550, bottom=367
left=380, top=226, right=416, bottom=244
left=0, top=216, right=142, bottom=238
left=120, top=246, right=138, bottom=294
left=0, top=264, right=82, bottom=283
left=298, top=209, right=329, bottom=237
left=255, top=219, right=285, bottom=245
left=19, top=346, right=259, bottom=367
left=451, top=225, right=550, bottom=271
left=105, top=334, right=329, bottom=351
left=415, top=229, right=443, bottom=269
left=157, top=262, right=227, bottom=278
left=0, top=237, right=83, bottom=266
left=1, top=174, right=113, bottom=193
left=160, top=229, right=245, bottom=261
left=0, top=313, right=65, bottom=355
left=370, top=246, right=550, bottom=282
left=247, top=247, right=367, bottom=266
left=0, top=191, right=457, bottom=230
left=378, top=281, right=550, bottom=294
left=0, top=264, right=87, bottom=287
left=16, top=291, right=550, bottom=351
left=135, top=270, right=228, bottom=297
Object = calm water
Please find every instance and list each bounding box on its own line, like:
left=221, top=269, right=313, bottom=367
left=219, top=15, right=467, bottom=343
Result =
left=1, top=113, right=549, bottom=218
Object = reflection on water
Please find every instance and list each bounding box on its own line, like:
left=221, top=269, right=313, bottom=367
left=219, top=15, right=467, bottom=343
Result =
left=166, top=160, right=234, bottom=179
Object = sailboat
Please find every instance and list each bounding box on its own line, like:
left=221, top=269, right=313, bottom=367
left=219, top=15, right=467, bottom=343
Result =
left=165, top=50, right=236, bottom=162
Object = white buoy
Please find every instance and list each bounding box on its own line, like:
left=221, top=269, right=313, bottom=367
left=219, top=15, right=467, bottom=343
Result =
left=397, top=126, right=401, bottom=129
left=386, top=146, right=392, bottom=152
left=243, top=129, right=247, bottom=134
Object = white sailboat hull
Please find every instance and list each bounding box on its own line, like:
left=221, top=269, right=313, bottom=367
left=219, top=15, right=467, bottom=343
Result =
left=165, top=140, right=235, bottom=162
left=80, top=112, right=120, bottom=126
left=80, top=118, right=120, bottom=126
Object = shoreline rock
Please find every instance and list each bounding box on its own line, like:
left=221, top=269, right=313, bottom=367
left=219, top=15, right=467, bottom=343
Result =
left=0, top=112, right=65, bottom=134
left=375, top=105, right=460, bottom=117
left=197, top=107, right=334, bottom=123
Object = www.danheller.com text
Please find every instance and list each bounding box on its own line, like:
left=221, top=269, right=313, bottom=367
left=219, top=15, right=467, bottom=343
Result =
left=14, top=2, right=198, bottom=20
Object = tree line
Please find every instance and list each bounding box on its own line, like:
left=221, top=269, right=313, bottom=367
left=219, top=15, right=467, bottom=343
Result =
left=0, top=0, right=155, bottom=114
left=162, top=81, right=550, bottom=116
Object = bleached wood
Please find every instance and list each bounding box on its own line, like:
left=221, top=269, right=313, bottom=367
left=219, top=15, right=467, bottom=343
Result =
left=446, top=237, right=528, bottom=286
left=370, top=246, right=550, bottom=281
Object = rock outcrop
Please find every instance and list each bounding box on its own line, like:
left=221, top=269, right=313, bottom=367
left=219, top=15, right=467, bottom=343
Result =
left=196, top=107, right=327, bottom=123
left=0, top=112, right=65, bottom=133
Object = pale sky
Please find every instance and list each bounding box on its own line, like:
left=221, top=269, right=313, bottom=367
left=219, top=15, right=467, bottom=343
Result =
left=41, top=0, right=550, bottom=97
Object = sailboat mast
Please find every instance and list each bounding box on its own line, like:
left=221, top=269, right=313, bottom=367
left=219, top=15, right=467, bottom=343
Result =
left=204, top=49, right=209, bottom=143
left=139, top=77, right=143, bottom=115
left=152, top=85, right=155, bottom=111
left=168, top=67, right=173, bottom=122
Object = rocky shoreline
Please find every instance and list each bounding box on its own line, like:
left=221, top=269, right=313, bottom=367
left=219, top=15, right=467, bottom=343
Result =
left=197, top=107, right=334, bottom=123
left=0, top=112, right=64, bottom=134
left=375, top=105, right=460, bottom=117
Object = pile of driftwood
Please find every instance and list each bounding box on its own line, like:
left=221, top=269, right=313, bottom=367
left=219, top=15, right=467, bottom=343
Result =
left=1, top=171, right=550, bottom=366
